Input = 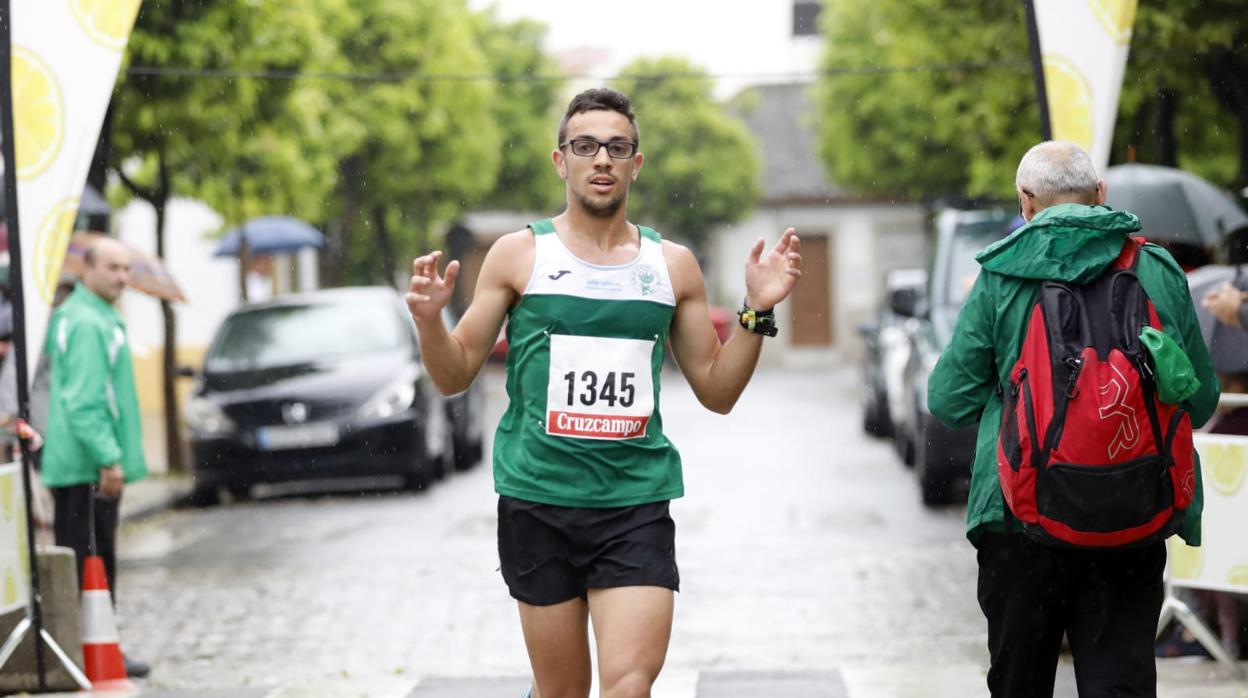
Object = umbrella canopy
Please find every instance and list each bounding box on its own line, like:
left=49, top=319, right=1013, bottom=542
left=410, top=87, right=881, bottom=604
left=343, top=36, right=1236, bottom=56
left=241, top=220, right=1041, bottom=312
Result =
left=1104, top=164, right=1248, bottom=249
left=1187, top=264, right=1248, bottom=374
left=63, top=232, right=187, bottom=303
left=214, top=216, right=327, bottom=257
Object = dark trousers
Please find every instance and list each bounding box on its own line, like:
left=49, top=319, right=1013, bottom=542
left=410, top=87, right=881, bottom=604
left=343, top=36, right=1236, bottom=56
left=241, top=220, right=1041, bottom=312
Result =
left=976, top=533, right=1166, bottom=698
left=51, top=485, right=120, bottom=600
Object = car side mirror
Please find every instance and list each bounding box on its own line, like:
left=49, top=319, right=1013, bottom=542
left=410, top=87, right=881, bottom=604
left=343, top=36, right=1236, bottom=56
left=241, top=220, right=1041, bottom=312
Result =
left=889, top=287, right=923, bottom=318
left=176, top=365, right=198, bottom=379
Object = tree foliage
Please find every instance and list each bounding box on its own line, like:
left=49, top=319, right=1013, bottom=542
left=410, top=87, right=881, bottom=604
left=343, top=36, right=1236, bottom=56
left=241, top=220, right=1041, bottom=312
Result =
left=1116, top=0, right=1247, bottom=188
left=814, top=1, right=1037, bottom=201
left=111, top=0, right=338, bottom=221
left=611, top=57, right=760, bottom=253
left=321, top=0, right=499, bottom=286
left=815, top=0, right=1248, bottom=200
left=469, top=10, right=565, bottom=214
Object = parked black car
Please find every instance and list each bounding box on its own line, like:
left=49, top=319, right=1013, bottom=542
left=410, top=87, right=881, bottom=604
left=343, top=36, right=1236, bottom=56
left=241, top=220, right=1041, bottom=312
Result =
left=184, top=287, right=483, bottom=502
left=895, top=209, right=1014, bottom=505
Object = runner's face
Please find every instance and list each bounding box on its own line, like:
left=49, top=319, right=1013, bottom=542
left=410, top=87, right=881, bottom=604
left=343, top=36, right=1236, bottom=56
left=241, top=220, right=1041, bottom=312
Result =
left=553, top=110, right=643, bottom=218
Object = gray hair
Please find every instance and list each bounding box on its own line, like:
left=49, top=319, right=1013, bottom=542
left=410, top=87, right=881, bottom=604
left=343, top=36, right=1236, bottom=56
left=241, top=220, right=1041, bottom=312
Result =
left=1015, top=141, right=1100, bottom=204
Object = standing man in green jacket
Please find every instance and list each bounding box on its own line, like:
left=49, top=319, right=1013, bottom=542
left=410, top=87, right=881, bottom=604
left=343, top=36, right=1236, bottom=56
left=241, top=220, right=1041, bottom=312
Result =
left=42, top=237, right=149, bottom=678
left=928, top=141, right=1219, bottom=698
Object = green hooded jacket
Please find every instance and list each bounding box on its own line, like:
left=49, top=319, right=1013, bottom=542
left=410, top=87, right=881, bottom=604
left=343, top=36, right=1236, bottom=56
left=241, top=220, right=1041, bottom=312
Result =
left=927, top=204, right=1220, bottom=546
left=41, top=285, right=148, bottom=488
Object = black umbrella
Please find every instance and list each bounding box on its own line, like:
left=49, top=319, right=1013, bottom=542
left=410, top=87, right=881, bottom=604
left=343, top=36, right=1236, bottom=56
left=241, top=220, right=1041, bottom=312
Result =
left=1105, top=164, right=1248, bottom=248
left=1187, top=264, right=1248, bottom=374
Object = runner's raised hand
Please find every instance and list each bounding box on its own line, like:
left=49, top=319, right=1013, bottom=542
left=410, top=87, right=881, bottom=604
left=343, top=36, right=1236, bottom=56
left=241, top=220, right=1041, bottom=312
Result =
left=744, top=228, right=802, bottom=310
left=406, top=251, right=460, bottom=323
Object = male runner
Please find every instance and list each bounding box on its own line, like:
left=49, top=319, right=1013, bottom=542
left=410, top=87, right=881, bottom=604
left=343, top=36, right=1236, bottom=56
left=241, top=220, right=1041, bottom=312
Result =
left=406, top=88, right=801, bottom=698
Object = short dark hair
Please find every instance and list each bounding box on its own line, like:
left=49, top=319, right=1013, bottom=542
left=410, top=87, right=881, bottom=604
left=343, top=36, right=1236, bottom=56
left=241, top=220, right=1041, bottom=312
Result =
left=557, top=88, right=639, bottom=146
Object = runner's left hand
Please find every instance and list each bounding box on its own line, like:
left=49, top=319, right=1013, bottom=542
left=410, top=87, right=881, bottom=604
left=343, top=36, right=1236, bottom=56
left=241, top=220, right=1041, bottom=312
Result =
left=744, top=228, right=802, bottom=310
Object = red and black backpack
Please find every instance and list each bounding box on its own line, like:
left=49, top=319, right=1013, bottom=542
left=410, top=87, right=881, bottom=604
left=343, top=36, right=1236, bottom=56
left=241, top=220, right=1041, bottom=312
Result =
left=996, top=237, right=1195, bottom=548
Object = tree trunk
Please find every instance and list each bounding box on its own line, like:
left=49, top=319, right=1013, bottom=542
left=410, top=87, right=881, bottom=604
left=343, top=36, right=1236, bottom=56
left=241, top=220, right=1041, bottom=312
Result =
left=323, top=157, right=361, bottom=288
left=374, top=206, right=397, bottom=288
left=1156, top=88, right=1179, bottom=168
left=113, top=148, right=183, bottom=472
left=153, top=194, right=184, bottom=473
left=84, top=102, right=113, bottom=231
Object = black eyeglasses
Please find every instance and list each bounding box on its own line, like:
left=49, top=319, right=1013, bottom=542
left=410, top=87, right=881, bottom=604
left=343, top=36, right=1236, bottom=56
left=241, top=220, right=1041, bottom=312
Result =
left=560, top=138, right=638, bottom=159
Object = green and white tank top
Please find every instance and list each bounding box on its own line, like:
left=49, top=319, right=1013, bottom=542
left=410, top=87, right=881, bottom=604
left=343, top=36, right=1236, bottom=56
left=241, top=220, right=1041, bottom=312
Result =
left=493, top=218, right=683, bottom=507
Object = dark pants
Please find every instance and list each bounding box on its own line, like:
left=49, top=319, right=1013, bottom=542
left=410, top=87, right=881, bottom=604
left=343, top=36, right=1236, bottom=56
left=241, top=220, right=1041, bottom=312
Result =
left=51, top=485, right=120, bottom=600
left=976, top=533, right=1166, bottom=698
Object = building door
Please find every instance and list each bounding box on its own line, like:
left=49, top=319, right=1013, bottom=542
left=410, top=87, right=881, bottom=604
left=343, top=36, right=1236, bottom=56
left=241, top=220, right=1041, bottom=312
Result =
left=790, top=234, right=832, bottom=346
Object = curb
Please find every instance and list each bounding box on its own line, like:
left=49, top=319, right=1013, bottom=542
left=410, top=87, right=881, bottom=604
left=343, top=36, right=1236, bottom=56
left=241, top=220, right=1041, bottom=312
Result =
left=118, top=477, right=195, bottom=524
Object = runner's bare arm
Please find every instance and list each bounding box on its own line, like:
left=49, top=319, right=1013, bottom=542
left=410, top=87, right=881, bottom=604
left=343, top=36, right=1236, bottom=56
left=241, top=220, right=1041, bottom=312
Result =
left=666, top=229, right=801, bottom=413
left=406, top=231, right=533, bottom=395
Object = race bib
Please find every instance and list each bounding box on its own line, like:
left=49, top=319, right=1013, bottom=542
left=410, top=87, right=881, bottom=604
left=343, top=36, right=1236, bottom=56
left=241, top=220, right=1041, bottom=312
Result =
left=546, top=334, right=655, bottom=440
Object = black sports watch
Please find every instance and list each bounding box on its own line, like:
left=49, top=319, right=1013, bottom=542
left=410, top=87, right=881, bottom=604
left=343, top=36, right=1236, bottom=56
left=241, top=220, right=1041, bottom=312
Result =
left=738, top=299, right=778, bottom=337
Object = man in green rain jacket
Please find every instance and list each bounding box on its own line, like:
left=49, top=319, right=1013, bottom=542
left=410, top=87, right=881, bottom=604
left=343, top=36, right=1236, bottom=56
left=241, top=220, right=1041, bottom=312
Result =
left=928, top=142, right=1218, bottom=698
left=42, top=237, right=149, bottom=677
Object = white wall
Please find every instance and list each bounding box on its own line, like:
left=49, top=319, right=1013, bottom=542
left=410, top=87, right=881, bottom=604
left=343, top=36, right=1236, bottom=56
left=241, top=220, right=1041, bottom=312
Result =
left=710, top=204, right=927, bottom=366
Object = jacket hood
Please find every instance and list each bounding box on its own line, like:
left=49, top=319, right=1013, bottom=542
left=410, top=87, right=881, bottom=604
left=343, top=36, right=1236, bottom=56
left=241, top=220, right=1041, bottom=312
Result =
left=975, top=204, right=1140, bottom=283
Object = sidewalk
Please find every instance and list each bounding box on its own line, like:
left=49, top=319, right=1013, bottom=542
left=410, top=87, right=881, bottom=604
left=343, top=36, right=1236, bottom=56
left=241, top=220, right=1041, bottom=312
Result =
left=119, top=475, right=193, bottom=523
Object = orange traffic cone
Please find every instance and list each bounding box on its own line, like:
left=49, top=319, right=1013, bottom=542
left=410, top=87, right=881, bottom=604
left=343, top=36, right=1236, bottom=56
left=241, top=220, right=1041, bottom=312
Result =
left=80, top=555, right=133, bottom=689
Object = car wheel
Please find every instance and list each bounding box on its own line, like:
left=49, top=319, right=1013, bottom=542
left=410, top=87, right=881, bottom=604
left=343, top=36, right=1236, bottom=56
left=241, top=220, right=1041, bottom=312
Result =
left=861, top=379, right=891, bottom=438
left=188, top=481, right=221, bottom=507
left=451, top=388, right=485, bottom=471
left=454, top=434, right=484, bottom=471
left=915, top=416, right=955, bottom=506
left=894, top=428, right=916, bottom=467
left=404, top=414, right=441, bottom=491
left=436, top=420, right=454, bottom=479
left=402, top=461, right=434, bottom=491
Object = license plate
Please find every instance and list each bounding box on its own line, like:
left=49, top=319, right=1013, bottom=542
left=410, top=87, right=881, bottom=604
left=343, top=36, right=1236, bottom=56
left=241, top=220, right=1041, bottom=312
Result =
left=256, top=423, right=339, bottom=451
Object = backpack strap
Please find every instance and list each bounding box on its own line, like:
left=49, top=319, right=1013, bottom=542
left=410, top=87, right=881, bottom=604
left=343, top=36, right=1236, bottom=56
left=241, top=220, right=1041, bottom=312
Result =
left=1112, top=236, right=1146, bottom=270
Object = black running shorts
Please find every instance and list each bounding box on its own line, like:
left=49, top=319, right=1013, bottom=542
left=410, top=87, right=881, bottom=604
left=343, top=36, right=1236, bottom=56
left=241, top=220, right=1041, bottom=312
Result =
left=497, top=495, right=680, bottom=606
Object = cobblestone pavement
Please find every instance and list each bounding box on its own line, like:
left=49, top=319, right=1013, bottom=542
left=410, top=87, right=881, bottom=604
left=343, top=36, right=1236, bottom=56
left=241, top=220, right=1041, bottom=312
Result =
left=96, top=365, right=1246, bottom=697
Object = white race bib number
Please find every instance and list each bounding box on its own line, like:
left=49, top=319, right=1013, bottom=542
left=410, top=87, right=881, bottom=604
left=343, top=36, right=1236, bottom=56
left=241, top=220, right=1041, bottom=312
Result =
left=547, top=334, right=655, bottom=440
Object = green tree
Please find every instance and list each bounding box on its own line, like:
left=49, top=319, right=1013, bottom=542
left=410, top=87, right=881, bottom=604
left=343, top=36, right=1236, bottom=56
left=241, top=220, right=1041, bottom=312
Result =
left=108, top=0, right=336, bottom=470
left=1115, top=0, right=1247, bottom=188
left=814, top=1, right=1036, bottom=200
left=468, top=9, right=564, bottom=214
left=322, top=0, right=500, bottom=287
left=611, top=57, right=760, bottom=254
left=814, top=0, right=1247, bottom=199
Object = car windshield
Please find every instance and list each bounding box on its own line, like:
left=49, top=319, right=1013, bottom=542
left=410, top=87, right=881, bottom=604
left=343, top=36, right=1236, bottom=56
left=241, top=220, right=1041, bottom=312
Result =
left=207, top=299, right=408, bottom=371
left=946, top=220, right=1010, bottom=309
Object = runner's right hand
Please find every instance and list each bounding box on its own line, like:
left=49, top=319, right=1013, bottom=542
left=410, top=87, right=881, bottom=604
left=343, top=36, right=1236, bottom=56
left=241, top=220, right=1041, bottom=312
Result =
left=406, top=251, right=460, bottom=323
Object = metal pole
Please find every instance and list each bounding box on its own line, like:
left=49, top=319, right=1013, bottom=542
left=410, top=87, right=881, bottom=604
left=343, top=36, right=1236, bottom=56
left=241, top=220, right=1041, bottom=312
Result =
left=1023, top=0, right=1053, bottom=141
left=0, top=0, right=48, bottom=688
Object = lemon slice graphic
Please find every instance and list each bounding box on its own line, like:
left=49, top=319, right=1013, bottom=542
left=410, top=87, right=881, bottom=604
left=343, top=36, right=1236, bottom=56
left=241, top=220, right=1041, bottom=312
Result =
left=1088, top=0, right=1138, bottom=45
left=3, top=568, right=15, bottom=607
left=11, top=47, right=63, bottom=181
left=70, top=0, right=143, bottom=50
left=0, top=473, right=10, bottom=522
left=34, top=199, right=80, bottom=305
left=1167, top=537, right=1202, bottom=580
left=1203, top=442, right=1246, bottom=496
left=1043, top=56, right=1094, bottom=152
left=1229, top=566, right=1248, bottom=587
